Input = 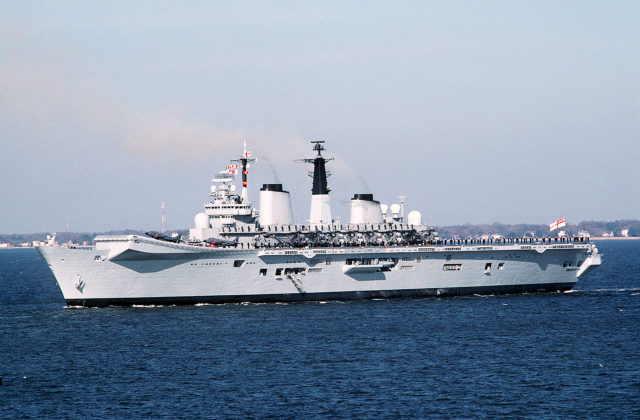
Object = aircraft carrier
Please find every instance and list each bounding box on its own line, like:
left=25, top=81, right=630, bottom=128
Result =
left=38, top=141, right=601, bottom=307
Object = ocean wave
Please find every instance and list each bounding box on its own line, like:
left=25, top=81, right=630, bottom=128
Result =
left=590, top=288, right=640, bottom=293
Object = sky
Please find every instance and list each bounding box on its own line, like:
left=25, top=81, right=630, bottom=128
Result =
left=1, top=1, right=639, bottom=234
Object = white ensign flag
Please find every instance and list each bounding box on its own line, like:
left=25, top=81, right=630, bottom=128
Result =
left=549, top=217, right=566, bottom=232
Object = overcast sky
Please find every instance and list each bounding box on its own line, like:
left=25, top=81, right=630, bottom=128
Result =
left=1, top=1, right=638, bottom=234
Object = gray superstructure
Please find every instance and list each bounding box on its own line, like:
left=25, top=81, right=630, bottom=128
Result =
left=38, top=142, right=601, bottom=307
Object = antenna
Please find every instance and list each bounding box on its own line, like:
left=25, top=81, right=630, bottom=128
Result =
left=231, top=141, right=256, bottom=203
left=311, top=140, right=325, bottom=156
left=398, top=195, right=406, bottom=219
left=161, top=200, right=166, bottom=233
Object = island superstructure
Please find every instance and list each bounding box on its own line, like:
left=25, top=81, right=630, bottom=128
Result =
left=38, top=141, right=601, bottom=307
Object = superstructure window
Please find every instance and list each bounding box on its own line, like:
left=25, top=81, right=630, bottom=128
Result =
left=259, top=269, right=267, bottom=276
left=484, top=263, right=492, bottom=273
left=275, top=268, right=283, bottom=276
left=233, top=260, right=245, bottom=267
left=443, top=264, right=462, bottom=271
left=498, top=263, right=505, bottom=270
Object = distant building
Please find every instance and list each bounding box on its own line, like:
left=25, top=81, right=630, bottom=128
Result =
left=621, top=229, right=629, bottom=237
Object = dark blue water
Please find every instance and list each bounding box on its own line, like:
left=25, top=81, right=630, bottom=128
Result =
left=1, top=241, right=639, bottom=418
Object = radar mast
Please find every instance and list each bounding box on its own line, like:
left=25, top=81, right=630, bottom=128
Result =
left=231, top=141, right=256, bottom=203
left=298, top=140, right=334, bottom=226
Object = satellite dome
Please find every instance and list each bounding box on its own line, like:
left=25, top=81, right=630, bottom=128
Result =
left=407, top=210, right=422, bottom=226
left=390, top=203, right=401, bottom=215
left=194, top=212, right=210, bottom=229
left=380, top=204, right=389, bottom=215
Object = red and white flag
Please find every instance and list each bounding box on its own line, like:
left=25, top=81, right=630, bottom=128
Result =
left=549, top=217, right=566, bottom=231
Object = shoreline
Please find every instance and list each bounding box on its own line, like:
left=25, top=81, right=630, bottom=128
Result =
left=591, top=237, right=640, bottom=241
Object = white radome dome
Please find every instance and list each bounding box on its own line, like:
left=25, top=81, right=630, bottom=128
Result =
left=407, top=210, right=422, bottom=226
left=390, top=203, right=401, bottom=215
left=194, top=212, right=210, bottom=229
left=380, top=204, right=389, bottom=215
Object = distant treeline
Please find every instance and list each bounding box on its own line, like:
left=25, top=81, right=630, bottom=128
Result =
left=1, top=220, right=638, bottom=246
left=435, top=219, right=640, bottom=238
left=0, top=230, right=143, bottom=246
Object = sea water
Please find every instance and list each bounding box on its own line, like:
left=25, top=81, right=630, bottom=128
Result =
left=1, top=241, right=638, bottom=418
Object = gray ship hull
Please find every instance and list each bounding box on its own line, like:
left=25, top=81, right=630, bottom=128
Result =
left=38, top=235, right=600, bottom=307
left=61, top=284, right=576, bottom=307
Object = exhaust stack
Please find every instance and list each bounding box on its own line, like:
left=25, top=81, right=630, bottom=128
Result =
left=259, top=184, right=294, bottom=226
left=349, top=194, right=384, bottom=225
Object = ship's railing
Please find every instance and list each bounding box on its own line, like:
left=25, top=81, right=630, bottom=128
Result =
left=250, top=235, right=591, bottom=250
left=221, top=223, right=428, bottom=234
left=430, top=237, right=590, bottom=246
